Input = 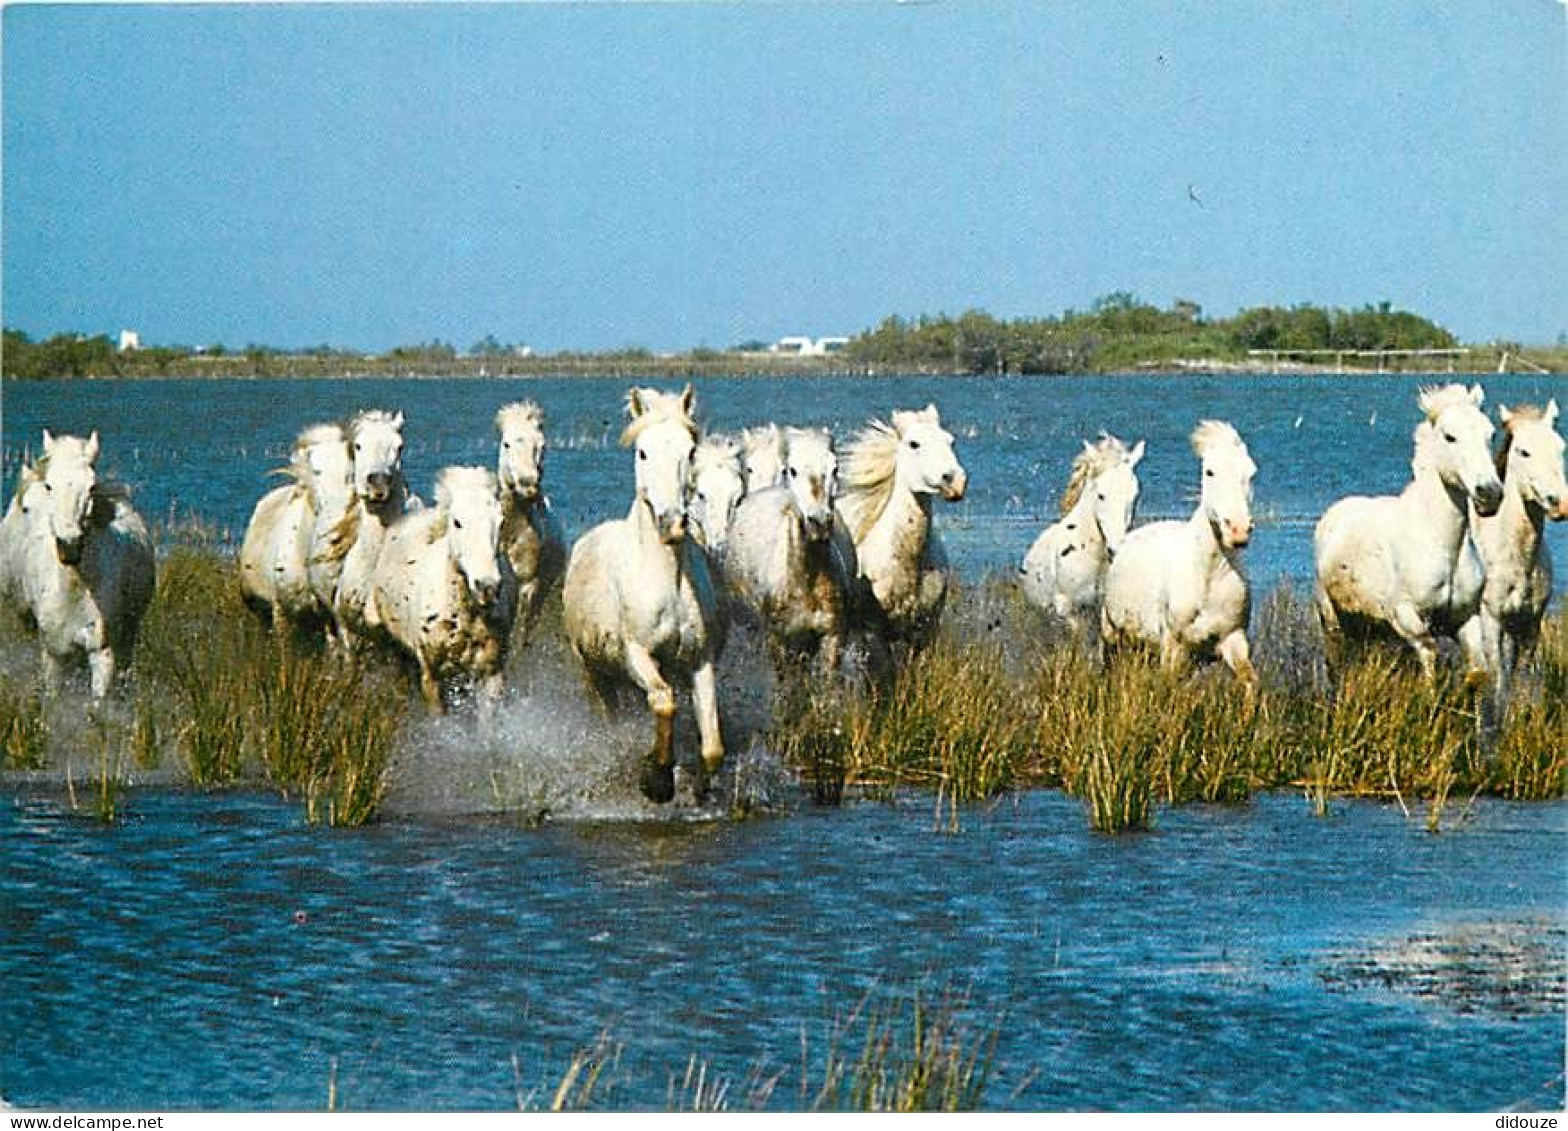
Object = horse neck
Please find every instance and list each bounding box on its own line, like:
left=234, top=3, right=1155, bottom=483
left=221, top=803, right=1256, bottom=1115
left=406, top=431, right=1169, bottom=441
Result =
left=869, top=479, right=931, bottom=560
left=627, top=496, right=684, bottom=576
left=502, top=490, right=542, bottom=535
left=1184, top=501, right=1233, bottom=574
left=1487, top=477, right=1547, bottom=568
left=1404, top=461, right=1472, bottom=557
left=1064, top=488, right=1106, bottom=552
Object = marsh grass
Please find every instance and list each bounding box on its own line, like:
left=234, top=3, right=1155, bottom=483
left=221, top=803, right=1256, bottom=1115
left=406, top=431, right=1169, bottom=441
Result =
left=772, top=578, right=1567, bottom=829
left=0, top=679, right=48, bottom=770
left=131, top=546, right=406, bottom=826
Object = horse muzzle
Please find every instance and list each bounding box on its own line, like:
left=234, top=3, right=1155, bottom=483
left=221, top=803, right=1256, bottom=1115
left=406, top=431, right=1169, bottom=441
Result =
left=55, top=537, right=84, bottom=565
left=468, top=576, right=500, bottom=607
left=1471, top=480, right=1504, bottom=517
left=1549, top=496, right=1568, bottom=522
left=940, top=470, right=968, bottom=501
left=506, top=478, right=541, bottom=502
left=1221, top=521, right=1253, bottom=549
left=363, top=473, right=394, bottom=504
left=658, top=513, right=688, bottom=544
left=803, top=513, right=834, bottom=542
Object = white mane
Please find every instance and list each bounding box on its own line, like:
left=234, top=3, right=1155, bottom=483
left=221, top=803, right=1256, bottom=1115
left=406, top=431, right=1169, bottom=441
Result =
left=620, top=387, right=698, bottom=446
left=1190, top=420, right=1245, bottom=458
left=495, top=401, right=545, bottom=435
left=1061, top=434, right=1131, bottom=515
left=838, top=418, right=902, bottom=542
left=693, top=434, right=742, bottom=476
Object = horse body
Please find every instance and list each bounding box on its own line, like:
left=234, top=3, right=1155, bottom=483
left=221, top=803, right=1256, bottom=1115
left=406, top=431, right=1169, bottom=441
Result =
left=239, top=423, right=351, bottom=630
left=1102, top=421, right=1256, bottom=683
left=369, top=467, right=515, bottom=713
left=1462, top=400, right=1566, bottom=697
left=836, top=404, right=966, bottom=647
left=1314, top=384, right=1502, bottom=678
left=14, top=432, right=156, bottom=699
left=324, top=411, right=417, bottom=652
left=561, top=386, right=728, bottom=803
left=1021, top=435, right=1144, bottom=636
left=495, top=402, right=566, bottom=642
left=724, top=427, right=857, bottom=674
left=0, top=463, right=43, bottom=610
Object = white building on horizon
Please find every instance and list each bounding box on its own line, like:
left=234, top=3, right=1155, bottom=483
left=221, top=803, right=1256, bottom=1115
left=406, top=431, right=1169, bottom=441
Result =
left=771, top=335, right=849, bottom=357
left=118, top=329, right=141, bottom=352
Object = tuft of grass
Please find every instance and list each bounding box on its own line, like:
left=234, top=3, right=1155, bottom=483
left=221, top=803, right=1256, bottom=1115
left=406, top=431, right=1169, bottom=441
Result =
left=0, top=678, right=49, bottom=770
left=131, top=546, right=406, bottom=826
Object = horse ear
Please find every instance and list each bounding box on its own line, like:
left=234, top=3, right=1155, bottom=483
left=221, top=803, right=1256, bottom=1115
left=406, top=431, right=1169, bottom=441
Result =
left=41, top=429, right=54, bottom=455
left=85, top=431, right=100, bottom=462
left=922, top=403, right=941, bottom=422
left=1498, top=404, right=1513, bottom=426
left=1468, top=384, right=1485, bottom=407
left=680, top=384, right=695, bottom=416
left=627, top=389, right=647, bottom=419
left=1545, top=399, right=1559, bottom=426
left=1128, top=440, right=1146, bottom=467
left=1081, top=440, right=1097, bottom=457
left=392, top=412, right=405, bottom=429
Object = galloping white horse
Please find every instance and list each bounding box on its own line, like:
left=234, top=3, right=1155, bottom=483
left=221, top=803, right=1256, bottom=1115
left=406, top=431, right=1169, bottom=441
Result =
left=239, top=423, right=352, bottom=633
left=724, top=427, right=861, bottom=677
left=561, top=386, right=728, bottom=803
left=1102, top=421, right=1257, bottom=684
left=11, top=431, right=156, bottom=700
left=0, top=461, right=44, bottom=609
left=1315, top=384, right=1502, bottom=679
left=740, top=424, right=787, bottom=493
left=1021, top=434, right=1144, bottom=637
left=316, top=410, right=417, bottom=653
left=494, top=402, right=566, bottom=643
left=1459, top=399, right=1566, bottom=700
left=689, top=434, right=747, bottom=555
left=367, top=467, right=515, bottom=713
left=836, top=404, right=967, bottom=647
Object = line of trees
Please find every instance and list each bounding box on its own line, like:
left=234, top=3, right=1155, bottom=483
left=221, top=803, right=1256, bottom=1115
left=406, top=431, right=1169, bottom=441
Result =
left=844, top=296, right=1460, bottom=375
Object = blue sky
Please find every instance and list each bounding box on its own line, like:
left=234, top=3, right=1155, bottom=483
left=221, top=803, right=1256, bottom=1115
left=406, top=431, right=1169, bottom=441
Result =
left=3, top=1, right=1565, bottom=351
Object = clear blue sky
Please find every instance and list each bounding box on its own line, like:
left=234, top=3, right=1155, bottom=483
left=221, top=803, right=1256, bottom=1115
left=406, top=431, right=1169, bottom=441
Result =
left=4, top=1, right=1565, bottom=351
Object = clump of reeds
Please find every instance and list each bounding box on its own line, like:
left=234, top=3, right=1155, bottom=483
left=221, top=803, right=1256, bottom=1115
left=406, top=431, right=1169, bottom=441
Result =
left=0, top=677, right=49, bottom=771
left=769, top=575, right=1565, bottom=830
left=131, top=546, right=406, bottom=826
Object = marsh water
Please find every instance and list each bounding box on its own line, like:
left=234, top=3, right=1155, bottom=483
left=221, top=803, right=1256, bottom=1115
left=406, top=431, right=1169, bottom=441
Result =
left=2, top=373, right=1565, bottom=1110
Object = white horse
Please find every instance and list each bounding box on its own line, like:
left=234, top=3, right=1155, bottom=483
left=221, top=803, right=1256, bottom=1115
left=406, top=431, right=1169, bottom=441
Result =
left=316, top=410, right=417, bottom=653
left=1102, top=421, right=1257, bottom=684
left=12, top=431, right=156, bottom=700
left=1459, top=399, right=1566, bottom=701
left=239, top=423, right=352, bottom=633
left=495, top=402, right=566, bottom=644
left=1315, top=383, right=1503, bottom=679
left=740, top=424, right=787, bottom=493
left=836, top=404, right=967, bottom=647
left=367, top=467, right=515, bottom=714
left=689, top=434, right=747, bottom=555
left=561, top=385, right=728, bottom=803
left=723, top=426, right=862, bottom=678
left=1021, top=434, right=1144, bottom=638
left=0, top=461, right=44, bottom=610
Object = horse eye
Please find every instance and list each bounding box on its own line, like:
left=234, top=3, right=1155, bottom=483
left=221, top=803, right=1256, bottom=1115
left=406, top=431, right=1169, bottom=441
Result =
left=638, top=450, right=648, bottom=461
left=1443, top=433, right=1456, bottom=443
left=788, top=467, right=798, bottom=479
left=909, top=440, right=921, bottom=450
left=354, top=443, right=362, bottom=452
left=1204, top=469, right=1214, bottom=478
left=453, top=518, right=463, bottom=530
left=503, top=441, right=511, bottom=449
left=697, top=491, right=707, bottom=502
left=44, top=483, right=52, bottom=492
left=1518, top=449, right=1532, bottom=458
left=1097, top=493, right=1106, bottom=501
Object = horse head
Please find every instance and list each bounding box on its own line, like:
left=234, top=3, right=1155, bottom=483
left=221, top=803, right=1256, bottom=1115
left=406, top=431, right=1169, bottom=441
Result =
left=1193, top=421, right=1256, bottom=550
left=1090, top=437, right=1144, bottom=554
left=37, top=430, right=100, bottom=564
left=690, top=434, right=745, bottom=552
left=892, top=404, right=966, bottom=502
left=495, top=402, right=547, bottom=502
left=1420, top=384, right=1502, bottom=517
left=782, top=427, right=839, bottom=542
left=740, top=424, right=786, bottom=492
left=1498, top=400, right=1567, bottom=521
left=436, top=467, right=504, bottom=607
left=624, top=385, right=698, bottom=545
left=349, top=410, right=406, bottom=505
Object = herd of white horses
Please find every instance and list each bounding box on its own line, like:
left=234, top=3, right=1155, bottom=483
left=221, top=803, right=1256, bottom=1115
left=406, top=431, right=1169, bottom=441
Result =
left=0, top=381, right=1562, bottom=802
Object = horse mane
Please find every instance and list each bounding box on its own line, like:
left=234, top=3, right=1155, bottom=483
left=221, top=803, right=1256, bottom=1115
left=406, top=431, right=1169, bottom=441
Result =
left=783, top=426, right=833, bottom=458
left=1417, top=383, right=1479, bottom=423
left=317, top=503, right=362, bottom=564
left=495, top=401, right=545, bottom=435
left=838, top=419, right=903, bottom=542
left=693, top=434, right=742, bottom=476
left=276, top=423, right=346, bottom=485
left=741, top=424, right=782, bottom=455
left=1495, top=403, right=1545, bottom=481
left=425, top=466, right=497, bottom=543
left=620, top=387, right=698, bottom=447
left=1190, top=420, right=1244, bottom=458
left=1060, top=434, right=1129, bottom=515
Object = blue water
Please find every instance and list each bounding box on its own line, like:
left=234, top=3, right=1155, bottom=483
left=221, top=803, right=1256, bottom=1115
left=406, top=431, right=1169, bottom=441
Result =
left=4, top=372, right=1564, bottom=587
left=1, top=790, right=1562, bottom=1111
left=1, top=374, right=1565, bottom=1111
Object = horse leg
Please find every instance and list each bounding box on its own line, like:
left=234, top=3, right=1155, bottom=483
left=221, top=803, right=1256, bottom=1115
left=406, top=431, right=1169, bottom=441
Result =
left=625, top=642, right=677, bottom=804
left=1218, top=630, right=1257, bottom=695
left=1315, top=590, right=1346, bottom=688
left=1389, top=603, right=1439, bottom=680
left=417, top=658, right=445, bottom=715
left=39, top=649, right=64, bottom=699
left=691, top=658, right=724, bottom=802
left=477, top=671, right=504, bottom=726
left=87, top=647, right=116, bottom=703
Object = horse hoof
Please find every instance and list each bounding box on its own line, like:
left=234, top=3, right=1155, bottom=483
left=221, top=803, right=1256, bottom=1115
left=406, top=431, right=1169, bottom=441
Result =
left=640, top=757, right=676, bottom=804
